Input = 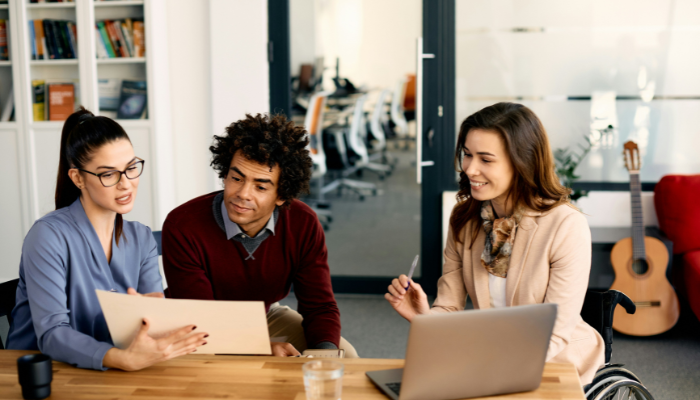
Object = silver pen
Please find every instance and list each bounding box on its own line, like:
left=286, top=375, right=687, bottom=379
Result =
left=404, top=255, right=419, bottom=290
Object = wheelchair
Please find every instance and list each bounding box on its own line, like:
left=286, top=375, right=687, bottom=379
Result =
left=580, top=290, right=655, bottom=400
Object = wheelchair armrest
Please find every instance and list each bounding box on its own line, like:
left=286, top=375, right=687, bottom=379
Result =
left=607, top=290, right=636, bottom=315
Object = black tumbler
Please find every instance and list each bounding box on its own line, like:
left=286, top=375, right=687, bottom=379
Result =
left=16, top=354, right=53, bottom=400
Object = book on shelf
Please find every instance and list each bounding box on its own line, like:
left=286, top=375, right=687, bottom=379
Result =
left=30, top=20, right=77, bottom=60
left=47, top=83, right=75, bottom=121
left=95, top=19, right=145, bottom=58
left=0, top=19, right=8, bottom=61
left=1, top=87, right=13, bottom=122
left=98, top=78, right=121, bottom=119
left=132, top=20, right=144, bottom=57
left=116, top=80, right=147, bottom=120
left=33, top=19, right=47, bottom=60
left=32, top=80, right=45, bottom=121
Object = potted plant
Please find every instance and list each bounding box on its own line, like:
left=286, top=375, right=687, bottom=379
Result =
left=554, top=125, right=612, bottom=201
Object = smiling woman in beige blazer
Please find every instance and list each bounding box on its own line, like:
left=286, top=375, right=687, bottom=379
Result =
left=386, top=102, right=605, bottom=385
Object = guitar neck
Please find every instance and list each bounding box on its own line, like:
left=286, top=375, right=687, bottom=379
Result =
left=630, top=172, right=646, bottom=260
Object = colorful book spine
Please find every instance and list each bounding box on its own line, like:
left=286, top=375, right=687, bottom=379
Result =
left=31, top=80, right=46, bottom=121
left=42, top=20, right=56, bottom=59
left=132, top=20, right=144, bottom=58
left=27, top=21, right=37, bottom=60
left=0, top=20, right=8, bottom=61
left=57, top=21, right=73, bottom=59
left=113, top=20, right=129, bottom=57
left=63, top=22, right=76, bottom=59
left=94, top=27, right=108, bottom=59
left=96, top=21, right=116, bottom=58
left=67, top=22, right=78, bottom=58
left=119, top=21, right=133, bottom=57
left=106, top=20, right=125, bottom=57
left=33, top=19, right=47, bottom=60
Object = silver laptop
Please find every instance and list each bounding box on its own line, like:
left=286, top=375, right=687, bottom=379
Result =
left=366, top=303, right=557, bottom=400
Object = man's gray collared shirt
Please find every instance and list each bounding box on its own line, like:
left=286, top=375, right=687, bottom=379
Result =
left=219, top=196, right=277, bottom=260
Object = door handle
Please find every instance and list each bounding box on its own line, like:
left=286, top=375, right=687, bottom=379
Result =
left=416, top=37, right=435, bottom=184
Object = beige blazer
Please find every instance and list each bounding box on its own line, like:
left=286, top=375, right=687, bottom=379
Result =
left=432, top=203, right=605, bottom=385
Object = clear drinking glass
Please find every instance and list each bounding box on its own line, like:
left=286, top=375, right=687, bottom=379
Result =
left=302, top=360, right=344, bottom=400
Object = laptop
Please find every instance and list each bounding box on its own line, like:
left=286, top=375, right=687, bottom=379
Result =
left=366, top=303, right=557, bottom=400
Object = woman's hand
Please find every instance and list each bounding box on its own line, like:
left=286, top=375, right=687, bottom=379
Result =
left=384, top=274, right=430, bottom=322
left=127, top=287, right=164, bottom=298
left=103, top=318, right=208, bottom=371
left=270, top=342, right=301, bottom=357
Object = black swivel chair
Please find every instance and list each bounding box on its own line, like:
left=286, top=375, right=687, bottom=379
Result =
left=0, top=278, right=19, bottom=350
left=580, top=289, right=655, bottom=400
left=152, top=230, right=163, bottom=257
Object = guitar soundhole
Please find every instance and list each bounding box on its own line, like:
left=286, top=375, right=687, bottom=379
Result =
left=632, top=258, right=649, bottom=275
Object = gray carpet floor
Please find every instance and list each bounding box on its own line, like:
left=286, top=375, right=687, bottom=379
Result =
left=310, top=147, right=422, bottom=277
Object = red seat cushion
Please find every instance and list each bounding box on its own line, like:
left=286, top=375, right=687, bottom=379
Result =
left=654, top=175, right=700, bottom=254
left=682, top=251, right=700, bottom=320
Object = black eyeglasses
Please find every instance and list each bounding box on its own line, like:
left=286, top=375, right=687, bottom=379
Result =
left=77, top=159, right=145, bottom=187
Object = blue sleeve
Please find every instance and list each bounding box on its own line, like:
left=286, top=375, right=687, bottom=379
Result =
left=137, top=226, right=163, bottom=294
left=23, top=222, right=113, bottom=371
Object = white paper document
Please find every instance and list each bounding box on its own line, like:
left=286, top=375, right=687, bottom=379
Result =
left=96, top=290, right=272, bottom=355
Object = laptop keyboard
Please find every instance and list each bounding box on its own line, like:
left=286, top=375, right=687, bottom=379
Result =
left=386, top=382, right=402, bottom=395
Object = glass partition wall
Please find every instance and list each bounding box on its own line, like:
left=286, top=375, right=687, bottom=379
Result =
left=456, top=0, right=700, bottom=183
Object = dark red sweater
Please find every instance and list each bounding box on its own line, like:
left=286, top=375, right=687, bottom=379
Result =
left=162, top=191, right=340, bottom=347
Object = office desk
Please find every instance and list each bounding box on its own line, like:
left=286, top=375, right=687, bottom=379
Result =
left=0, top=350, right=585, bottom=399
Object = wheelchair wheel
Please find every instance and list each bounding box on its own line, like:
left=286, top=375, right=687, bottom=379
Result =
left=588, top=379, right=654, bottom=400
left=589, top=364, right=643, bottom=389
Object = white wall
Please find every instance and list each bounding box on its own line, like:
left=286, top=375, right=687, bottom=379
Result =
left=290, top=0, right=317, bottom=76
left=455, top=0, right=700, bottom=183
left=166, top=0, right=270, bottom=207
left=166, top=0, right=213, bottom=207
left=209, top=0, right=269, bottom=192
left=312, top=0, right=421, bottom=90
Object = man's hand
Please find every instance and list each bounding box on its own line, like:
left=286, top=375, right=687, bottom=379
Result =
left=270, top=342, right=300, bottom=357
left=127, top=287, right=164, bottom=298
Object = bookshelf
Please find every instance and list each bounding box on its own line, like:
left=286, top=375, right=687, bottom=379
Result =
left=0, top=0, right=174, bottom=283
left=26, top=3, right=76, bottom=9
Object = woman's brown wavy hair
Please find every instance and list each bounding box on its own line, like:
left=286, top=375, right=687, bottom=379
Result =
left=450, top=102, right=570, bottom=248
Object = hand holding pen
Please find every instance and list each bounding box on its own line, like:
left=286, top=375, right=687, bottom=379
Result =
left=404, top=255, right=419, bottom=290
left=384, top=255, right=430, bottom=322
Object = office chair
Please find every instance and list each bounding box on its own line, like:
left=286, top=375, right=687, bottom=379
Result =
left=302, top=91, right=334, bottom=226
left=321, top=95, right=378, bottom=201
left=0, top=278, right=19, bottom=349
left=345, top=95, right=392, bottom=179
left=368, top=89, right=398, bottom=169
left=390, top=78, right=410, bottom=149
left=580, top=289, right=655, bottom=400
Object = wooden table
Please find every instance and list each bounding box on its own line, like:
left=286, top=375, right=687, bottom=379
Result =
left=0, top=350, right=585, bottom=399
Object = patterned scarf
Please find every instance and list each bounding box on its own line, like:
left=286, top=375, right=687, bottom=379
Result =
left=480, top=201, right=522, bottom=278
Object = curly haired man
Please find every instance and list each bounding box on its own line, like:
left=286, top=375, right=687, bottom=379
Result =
left=162, top=114, right=357, bottom=357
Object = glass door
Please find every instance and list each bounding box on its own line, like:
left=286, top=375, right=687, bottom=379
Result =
left=270, top=0, right=450, bottom=293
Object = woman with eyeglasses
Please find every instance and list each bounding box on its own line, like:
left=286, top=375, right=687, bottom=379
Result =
left=7, top=108, right=208, bottom=371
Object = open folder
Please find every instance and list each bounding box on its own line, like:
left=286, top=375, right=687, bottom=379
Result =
left=96, top=290, right=272, bottom=355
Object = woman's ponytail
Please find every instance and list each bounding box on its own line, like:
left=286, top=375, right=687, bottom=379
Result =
left=55, top=108, right=96, bottom=209
left=53, top=107, right=131, bottom=244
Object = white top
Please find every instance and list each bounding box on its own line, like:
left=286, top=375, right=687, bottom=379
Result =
left=489, top=274, right=507, bottom=308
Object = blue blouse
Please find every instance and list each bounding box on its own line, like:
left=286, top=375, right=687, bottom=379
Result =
left=7, top=198, right=162, bottom=370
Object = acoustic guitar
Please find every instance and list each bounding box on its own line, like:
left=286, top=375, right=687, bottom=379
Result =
left=610, top=141, right=679, bottom=336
